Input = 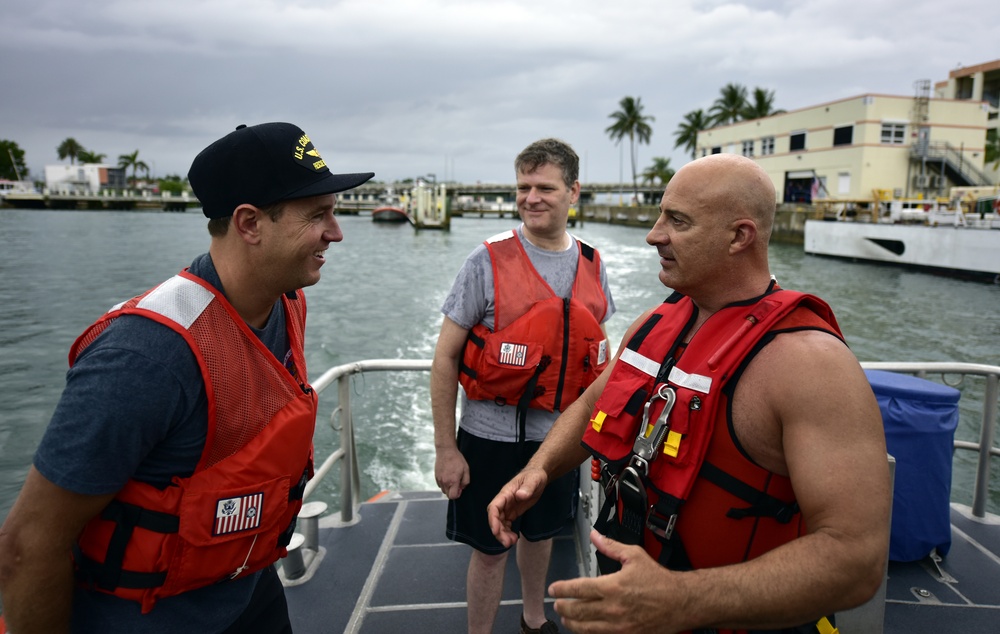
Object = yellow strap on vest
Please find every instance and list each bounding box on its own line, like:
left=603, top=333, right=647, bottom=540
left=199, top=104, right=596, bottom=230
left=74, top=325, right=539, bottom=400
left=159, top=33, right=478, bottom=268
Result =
left=591, top=410, right=607, bottom=432
left=816, top=616, right=839, bottom=634
left=663, top=430, right=682, bottom=457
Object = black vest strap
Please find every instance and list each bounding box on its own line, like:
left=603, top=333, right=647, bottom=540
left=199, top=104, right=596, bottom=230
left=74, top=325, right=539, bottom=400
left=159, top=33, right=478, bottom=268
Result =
left=75, top=500, right=178, bottom=591
left=699, top=462, right=800, bottom=523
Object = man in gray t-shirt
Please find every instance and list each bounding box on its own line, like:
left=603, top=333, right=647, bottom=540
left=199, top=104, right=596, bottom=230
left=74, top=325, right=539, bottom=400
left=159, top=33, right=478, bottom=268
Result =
left=431, top=138, right=615, bottom=634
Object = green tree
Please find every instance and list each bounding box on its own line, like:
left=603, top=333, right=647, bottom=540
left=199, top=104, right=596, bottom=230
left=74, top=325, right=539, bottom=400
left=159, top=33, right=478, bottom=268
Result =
left=57, top=138, right=83, bottom=164
left=605, top=96, right=655, bottom=203
left=78, top=150, right=107, bottom=164
left=741, top=87, right=786, bottom=120
left=118, top=150, right=150, bottom=184
left=0, top=140, right=29, bottom=180
left=673, top=109, right=710, bottom=160
left=642, top=156, right=674, bottom=187
left=709, top=82, right=749, bottom=127
left=158, top=174, right=187, bottom=195
left=986, top=129, right=999, bottom=171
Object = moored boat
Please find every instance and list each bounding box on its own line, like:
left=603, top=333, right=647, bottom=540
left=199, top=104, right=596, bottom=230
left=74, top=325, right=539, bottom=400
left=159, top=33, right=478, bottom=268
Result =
left=371, top=206, right=410, bottom=223
left=804, top=197, right=1000, bottom=283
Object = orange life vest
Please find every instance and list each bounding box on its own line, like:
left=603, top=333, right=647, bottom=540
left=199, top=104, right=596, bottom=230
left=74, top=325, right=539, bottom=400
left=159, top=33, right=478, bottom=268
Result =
left=583, top=286, right=842, bottom=574
left=459, top=230, right=609, bottom=420
left=70, top=271, right=317, bottom=614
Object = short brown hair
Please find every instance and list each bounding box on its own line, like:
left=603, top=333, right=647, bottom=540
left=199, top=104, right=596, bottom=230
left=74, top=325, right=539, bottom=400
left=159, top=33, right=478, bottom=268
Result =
left=206, top=201, right=286, bottom=237
left=515, top=138, right=579, bottom=189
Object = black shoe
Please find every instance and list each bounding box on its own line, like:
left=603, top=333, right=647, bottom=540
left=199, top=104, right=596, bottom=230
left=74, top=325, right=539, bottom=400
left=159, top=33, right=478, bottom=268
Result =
left=520, top=613, right=559, bottom=634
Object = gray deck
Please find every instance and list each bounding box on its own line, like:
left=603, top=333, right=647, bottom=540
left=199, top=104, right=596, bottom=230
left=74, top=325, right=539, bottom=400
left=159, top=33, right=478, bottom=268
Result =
left=283, top=492, right=578, bottom=633
left=283, top=495, right=1000, bottom=633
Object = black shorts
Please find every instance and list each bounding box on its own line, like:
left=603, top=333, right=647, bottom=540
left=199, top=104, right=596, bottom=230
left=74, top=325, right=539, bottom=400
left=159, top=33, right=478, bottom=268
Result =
left=446, top=427, right=578, bottom=554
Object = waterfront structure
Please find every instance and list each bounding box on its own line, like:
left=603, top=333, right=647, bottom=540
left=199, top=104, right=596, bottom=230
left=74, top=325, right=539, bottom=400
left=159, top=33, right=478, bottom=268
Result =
left=936, top=60, right=999, bottom=170
left=43, top=163, right=127, bottom=194
left=696, top=82, right=991, bottom=204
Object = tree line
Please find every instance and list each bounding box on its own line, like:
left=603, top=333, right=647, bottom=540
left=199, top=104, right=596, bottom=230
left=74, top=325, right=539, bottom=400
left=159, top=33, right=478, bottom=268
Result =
left=604, top=82, right=786, bottom=203
left=0, top=138, right=186, bottom=193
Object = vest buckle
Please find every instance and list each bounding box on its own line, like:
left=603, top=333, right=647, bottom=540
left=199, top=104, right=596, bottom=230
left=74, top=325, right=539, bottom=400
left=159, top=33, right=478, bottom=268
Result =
left=631, top=384, right=677, bottom=463
left=646, top=506, right=678, bottom=540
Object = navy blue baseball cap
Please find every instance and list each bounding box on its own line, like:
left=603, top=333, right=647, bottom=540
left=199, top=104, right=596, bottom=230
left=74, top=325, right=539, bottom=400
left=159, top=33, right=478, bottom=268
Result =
left=188, top=122, right=374, bottom=219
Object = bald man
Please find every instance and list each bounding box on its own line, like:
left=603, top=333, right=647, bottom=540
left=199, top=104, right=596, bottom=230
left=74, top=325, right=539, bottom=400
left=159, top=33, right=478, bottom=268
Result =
left=487, top=154, right=891, bottom=634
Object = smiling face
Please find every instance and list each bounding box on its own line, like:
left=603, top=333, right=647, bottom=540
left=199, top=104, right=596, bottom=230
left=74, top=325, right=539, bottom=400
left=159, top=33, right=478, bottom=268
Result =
left=516, top=162, right=579, bottom=245
left=259, top=193, right=342, bottom=293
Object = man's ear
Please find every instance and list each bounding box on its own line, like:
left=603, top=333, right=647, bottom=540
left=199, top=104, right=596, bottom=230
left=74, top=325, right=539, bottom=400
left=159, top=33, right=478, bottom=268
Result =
left=232, top=204, right=263, bottom=245
left=729, top=218, right=757, bottom=253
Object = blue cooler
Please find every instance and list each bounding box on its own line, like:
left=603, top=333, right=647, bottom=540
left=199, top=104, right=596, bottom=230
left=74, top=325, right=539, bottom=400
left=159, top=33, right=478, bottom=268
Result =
left=865, top=370, right=960, bottom=562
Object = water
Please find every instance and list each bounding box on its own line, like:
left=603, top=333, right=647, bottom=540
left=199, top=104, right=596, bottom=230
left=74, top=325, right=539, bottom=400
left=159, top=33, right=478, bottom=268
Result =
left=1, top=208, right=999, bottom=522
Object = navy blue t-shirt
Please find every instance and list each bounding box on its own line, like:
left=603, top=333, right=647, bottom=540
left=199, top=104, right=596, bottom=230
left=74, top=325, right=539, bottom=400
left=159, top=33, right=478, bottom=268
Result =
left=34, top=253, right=291, bottom=633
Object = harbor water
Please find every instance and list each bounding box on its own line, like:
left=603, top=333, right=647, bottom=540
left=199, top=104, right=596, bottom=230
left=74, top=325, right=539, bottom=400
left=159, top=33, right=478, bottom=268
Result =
left=1, top=208, right=998, bottom=523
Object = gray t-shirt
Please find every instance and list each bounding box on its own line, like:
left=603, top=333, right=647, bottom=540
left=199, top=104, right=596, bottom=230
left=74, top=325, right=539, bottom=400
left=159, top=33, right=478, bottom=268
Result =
left=441, top=225, right=616, bottom=442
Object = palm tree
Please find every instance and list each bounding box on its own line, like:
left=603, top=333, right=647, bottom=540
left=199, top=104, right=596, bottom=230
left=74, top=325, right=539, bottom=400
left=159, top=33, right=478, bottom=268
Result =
left=77, top=150, right=107, bottom=164
left=57, top=138, right=83, bottom=165
left=642, top=157, right=674, bottom=187
left=605, top=96, right=655, bottom=204
left=118, top=150, right=150, bottom=185
left=674, top=109, right=710, bottom=160
left=708, top=83, right=749, bottom=127
left=741, top=87, right=786, bottom=121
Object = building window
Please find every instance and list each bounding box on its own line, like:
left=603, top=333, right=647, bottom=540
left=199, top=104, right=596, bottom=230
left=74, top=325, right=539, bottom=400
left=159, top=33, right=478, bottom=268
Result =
left=711, top=146, right=721, bottom=154
left=760, top=136, right=775, bottom=155
left=838, top=172, right=851, bottom=195
left=742, top=140, right=754, bottom=157
left=881, top=123, right=906, bottom=144
left=833, top=125, right=853, bottom=146
left=789, top=131, right=806, bottom=152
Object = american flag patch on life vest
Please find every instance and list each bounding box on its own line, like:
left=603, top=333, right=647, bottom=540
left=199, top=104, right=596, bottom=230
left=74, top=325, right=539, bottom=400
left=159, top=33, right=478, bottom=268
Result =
left=498, top=342, right=528, bottom=366
left=214, top=492, right=263, bottom=536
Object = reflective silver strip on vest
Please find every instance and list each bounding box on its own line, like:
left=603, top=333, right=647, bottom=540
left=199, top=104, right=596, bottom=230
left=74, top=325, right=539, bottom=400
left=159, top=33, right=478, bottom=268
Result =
left=667, top=366, right=712, bottom=394
left=485, top=229, right=515, bottom=244
left=619, top=348, right=659, bottom=378
left=135, top=275, right=214, bottom=329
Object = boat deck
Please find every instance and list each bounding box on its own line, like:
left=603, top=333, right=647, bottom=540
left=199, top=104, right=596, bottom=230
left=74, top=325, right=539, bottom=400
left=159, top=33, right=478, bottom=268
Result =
left=283, top=492, right=579, bottom=633
left=282, top=496, right=1000, bottom=633
left=882, top=505, right=1000, bottom=632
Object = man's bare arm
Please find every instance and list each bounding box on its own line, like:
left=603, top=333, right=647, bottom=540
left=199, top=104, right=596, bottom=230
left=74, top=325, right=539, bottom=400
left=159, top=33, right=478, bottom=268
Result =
left=0, top=467, right=116, bottom=634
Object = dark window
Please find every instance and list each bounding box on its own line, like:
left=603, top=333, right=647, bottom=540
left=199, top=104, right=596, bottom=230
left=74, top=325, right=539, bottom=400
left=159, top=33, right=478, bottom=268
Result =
left=789, top=132, right=806, bottom=151
left=711, top=146, right=721, bottom=154
left=833, top=125, right=853, bottom=146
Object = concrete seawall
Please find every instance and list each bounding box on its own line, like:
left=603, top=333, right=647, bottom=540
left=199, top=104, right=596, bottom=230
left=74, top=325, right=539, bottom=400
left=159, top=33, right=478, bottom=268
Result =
left=578, top=204, right=817, bottom=245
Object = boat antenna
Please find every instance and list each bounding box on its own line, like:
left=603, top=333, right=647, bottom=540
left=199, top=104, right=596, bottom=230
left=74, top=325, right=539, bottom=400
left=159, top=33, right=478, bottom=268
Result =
left=7, top=148, right=22, bottom=181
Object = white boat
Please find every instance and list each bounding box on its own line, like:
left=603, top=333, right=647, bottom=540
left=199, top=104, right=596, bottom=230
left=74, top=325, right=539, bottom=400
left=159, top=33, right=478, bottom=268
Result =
left=804, top=198, right=1000, bottom=283
left=276, top=358, right=1000, bottom=633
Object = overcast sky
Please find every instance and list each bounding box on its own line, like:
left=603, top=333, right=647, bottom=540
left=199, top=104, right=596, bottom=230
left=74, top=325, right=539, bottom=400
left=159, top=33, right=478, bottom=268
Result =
left=2, top=0, right=998, bottom=185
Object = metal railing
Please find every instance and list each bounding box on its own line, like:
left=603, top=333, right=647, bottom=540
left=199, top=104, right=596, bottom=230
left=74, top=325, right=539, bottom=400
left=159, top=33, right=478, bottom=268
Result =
left=304, top=359, right=432, bottom=523
left=304, top=359, right=1000, bottom=521
left=911, top=141, right=992, bottom=187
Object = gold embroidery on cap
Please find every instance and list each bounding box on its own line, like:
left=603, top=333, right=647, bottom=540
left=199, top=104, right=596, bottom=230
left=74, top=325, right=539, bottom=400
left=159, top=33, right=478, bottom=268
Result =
left=293, top=133, right=325, bottom=170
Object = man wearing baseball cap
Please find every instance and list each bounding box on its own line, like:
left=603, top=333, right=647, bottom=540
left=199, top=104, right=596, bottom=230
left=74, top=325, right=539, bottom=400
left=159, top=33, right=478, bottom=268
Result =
left=0, top=122, right=373, bottom=633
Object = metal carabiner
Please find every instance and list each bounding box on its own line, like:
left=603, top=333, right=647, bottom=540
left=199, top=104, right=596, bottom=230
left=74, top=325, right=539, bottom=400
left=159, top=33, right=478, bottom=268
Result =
left=630, top=384, right=677, bottom=465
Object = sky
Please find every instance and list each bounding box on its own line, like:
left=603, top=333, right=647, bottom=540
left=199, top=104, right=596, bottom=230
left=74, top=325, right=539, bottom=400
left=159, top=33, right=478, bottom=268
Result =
left=2, top=0, right=998, bottom=186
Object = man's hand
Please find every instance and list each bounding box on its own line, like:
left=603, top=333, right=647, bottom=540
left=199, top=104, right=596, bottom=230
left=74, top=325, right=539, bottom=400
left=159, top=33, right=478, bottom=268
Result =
left=486, top=467, right=548, bottom=548
left=434, top=446, right=469, bottom=500
left=547, top=530, right=683, bottom=634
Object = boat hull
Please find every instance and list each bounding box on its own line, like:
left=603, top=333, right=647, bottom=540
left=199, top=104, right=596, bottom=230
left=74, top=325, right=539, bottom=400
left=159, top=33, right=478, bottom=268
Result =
left=804, top=220, right=1000, bottom=282
left=372, top=207, right=410, bottom=223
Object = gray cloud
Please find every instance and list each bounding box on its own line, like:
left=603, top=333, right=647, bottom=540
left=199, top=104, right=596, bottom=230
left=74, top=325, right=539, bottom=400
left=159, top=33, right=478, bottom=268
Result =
left=2, top=0, right=997, bottom=184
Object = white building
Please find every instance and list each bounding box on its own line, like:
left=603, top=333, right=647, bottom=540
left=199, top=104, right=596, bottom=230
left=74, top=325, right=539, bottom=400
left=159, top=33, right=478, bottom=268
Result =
left=696, top=74, right=993, bottom=204
left=44, top=164, right=127, bottom=194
